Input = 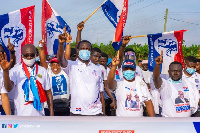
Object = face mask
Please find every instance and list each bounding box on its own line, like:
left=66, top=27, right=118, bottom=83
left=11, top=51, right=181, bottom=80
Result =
left=186, top=67, right=196, bottom=75
left=123, top=70, right=135, bottom=80
left=22, top=58, right=36, bottom=67
left=35, top=56, right=40, bottom=62
left=79, top=50, right=91, bottom=61
left=169, top=78, right=182, bottom=83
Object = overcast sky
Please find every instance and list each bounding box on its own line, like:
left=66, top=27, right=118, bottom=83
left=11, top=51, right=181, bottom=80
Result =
left=1, top=0, right=200, bottom=46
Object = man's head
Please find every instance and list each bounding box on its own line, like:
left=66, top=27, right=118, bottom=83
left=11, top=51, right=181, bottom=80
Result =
left=184, top=56, right=196, bottom=75
left=142, top=60, right=148, bottom=71
left=70, top=48, right=76, bottom=61
left=122, top=59, right=136, bottom=81
left=49, top=57, right=61, bottom=74
left=91, top=47, right=101, bottom=65
left=138, top=60, right=142, bottom=68
left=196, top=59, right=200, bottom=73
left=22, top=44, right=36, bottom=67
left=124, top=48, right=136, bottom=61
left=77, top=40, right=92, bottom=62
left=178, top=91, right=184, bottom=99
left=126, top=93, right=132, bottom=101
left=100, top=52, right=108, bottom=67
left=168, top=61, right=183, bottom=81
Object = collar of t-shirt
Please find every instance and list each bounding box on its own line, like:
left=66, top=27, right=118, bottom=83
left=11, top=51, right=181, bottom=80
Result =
left=77, top=58, right=92, bottom=67
left=182, top=71, right=197, bottom=79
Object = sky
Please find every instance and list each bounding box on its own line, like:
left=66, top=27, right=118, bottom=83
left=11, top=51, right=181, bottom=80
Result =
left=0, top=0, right=200, bottom=46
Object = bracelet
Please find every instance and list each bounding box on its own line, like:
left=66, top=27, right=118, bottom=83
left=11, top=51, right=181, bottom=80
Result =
left=10, top=51, right=15, bottom=54
left=66, top=43, right=70, bottom=45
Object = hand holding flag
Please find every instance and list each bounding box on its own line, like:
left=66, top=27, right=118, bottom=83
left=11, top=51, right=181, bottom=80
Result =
left=121, top=35, right=131, bottom=47
left=77, top=21, right=85, bottom=31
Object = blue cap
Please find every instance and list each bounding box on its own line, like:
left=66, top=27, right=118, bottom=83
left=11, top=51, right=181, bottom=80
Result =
left=107, top=58, right=112, bottom=66
left=122, top=59, right=136, bottom=70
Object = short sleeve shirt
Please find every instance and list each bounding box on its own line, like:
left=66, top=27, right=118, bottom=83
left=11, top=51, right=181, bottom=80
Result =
left=63, top=59, right=104, bottom=115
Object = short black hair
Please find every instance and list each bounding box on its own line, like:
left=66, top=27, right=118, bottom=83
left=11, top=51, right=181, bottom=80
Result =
left=169, top=61, right=183, bottom=69
left=92, top=47, right=101, bottom=54
left=138, top=60, right=142, bottom=63
left=196, top=59, right=200, bottom=63
left=185, top=56, right=196, bottom=63
left=124, top=48, right=135, bottom=55
left=70, top=48, right=76, bottom=56
left=101, top=52, right=108, bottom=60
left=77, top=40, right=92, bottom=49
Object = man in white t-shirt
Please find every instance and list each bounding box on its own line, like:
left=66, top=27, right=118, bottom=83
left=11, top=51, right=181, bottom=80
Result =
left=1, top=44, right=53, bottom=116
left=107, top=56, right=155, bottom=117
left=57, top=31, right=105, bottom=115
left=153, top=52, right=199, bottom=117
left=194, top=59, right=200, bottom=116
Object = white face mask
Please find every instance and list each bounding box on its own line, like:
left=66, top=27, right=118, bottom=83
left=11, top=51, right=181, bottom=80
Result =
left=22, top=58, right=36, bottom=67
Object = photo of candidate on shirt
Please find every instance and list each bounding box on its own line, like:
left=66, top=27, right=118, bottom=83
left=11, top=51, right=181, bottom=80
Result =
left=175, top=91, right=189, bottom=104
left=125, top=94, right=140, bottom=109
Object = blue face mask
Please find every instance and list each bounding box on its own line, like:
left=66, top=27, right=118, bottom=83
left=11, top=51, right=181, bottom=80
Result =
left=79, top=50, right=91, bottom=61
left=169, top=78, right=182, bottom=83
left=123, top=70, right=135, bottom=80
left=186, top=67, right=196, bottom=75
left=35, top=56, right=40, bottom=62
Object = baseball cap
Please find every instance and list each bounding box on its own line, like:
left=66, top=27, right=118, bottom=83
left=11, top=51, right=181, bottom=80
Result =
left=49, top=57, right=59, bottom=63
left=122, top=59, right=136, bottom=70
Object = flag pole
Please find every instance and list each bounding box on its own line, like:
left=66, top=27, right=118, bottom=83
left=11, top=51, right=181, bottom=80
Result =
left=130, top=35, right=147, bottom=39
left=83, top=0, right=107, bottom=23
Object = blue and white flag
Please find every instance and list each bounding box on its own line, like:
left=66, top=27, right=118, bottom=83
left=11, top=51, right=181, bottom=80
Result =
left=42, top=0, right=71, bottom=55
left=148, top=30, right=186, bottom=74
left=102, top=0, right=128, bottom=51
left=0, top=6, right=35, bottom=62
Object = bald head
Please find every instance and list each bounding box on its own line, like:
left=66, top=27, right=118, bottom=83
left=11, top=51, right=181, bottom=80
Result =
left=22, top=44, right=36, bottom=60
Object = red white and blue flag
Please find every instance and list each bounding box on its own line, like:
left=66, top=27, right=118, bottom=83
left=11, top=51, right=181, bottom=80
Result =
left=0, top=6, right=35, bottom=63
left=148, top=30, right=186, bottom=74
left=102, top=0, right=128, bottom=51
left=42, top=0, right=71, bottom=55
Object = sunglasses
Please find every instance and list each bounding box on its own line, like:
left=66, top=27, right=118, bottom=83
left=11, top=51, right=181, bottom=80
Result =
left=22, top=53, right=36, bottom=58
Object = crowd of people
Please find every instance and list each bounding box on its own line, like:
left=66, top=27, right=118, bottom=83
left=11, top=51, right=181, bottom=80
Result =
left=0, top=22, right=199, bottom=117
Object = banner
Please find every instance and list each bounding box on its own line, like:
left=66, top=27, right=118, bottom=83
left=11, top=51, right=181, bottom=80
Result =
left=147, top=30, right=186, bottom=74
left=102, top=0, right=128, bottom=51
left=42, top=0, right=71, bottom=55
left=0, top=6, right=35, bottom=62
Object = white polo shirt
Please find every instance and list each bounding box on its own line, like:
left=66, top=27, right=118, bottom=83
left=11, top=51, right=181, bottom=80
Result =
left=63, top=59, right=104, bottom=115
left=1, top=64, right=51, bottom=116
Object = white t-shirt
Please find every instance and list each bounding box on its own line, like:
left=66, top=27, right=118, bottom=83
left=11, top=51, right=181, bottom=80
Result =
left=118, top=66, right=144, bottom=80
left=48, top=68, right=70, bottom=100
left=1, top=64, right=51, bottom=116
left=63, top=59, right=104, bottom=115
left=142, top=70, right=151, bottom=83
left=115, top=76, right=152, bottom=117
left=160, top=78, right=197, bottom=117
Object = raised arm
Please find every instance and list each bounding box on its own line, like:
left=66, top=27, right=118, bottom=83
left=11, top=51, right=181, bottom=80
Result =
left=7, top=38, right=16, bottom=69
left=39, top=39, right=48, bottom=69
left=153, top=51, right=163, bottom=89
left=64, top=33, right=72, bottom=60
left=76, top=21, right=84, bottom=51
left=0, top=53, right=14, bottom=92
left=57, top=29, right=68, bottom=68
left=107, top=56, right=120, bottom=90
left=118, top=35, right=131, bottom=68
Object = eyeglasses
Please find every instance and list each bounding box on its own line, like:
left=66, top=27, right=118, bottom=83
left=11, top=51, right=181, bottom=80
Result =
left=22, top=53, right=36, bottom=58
